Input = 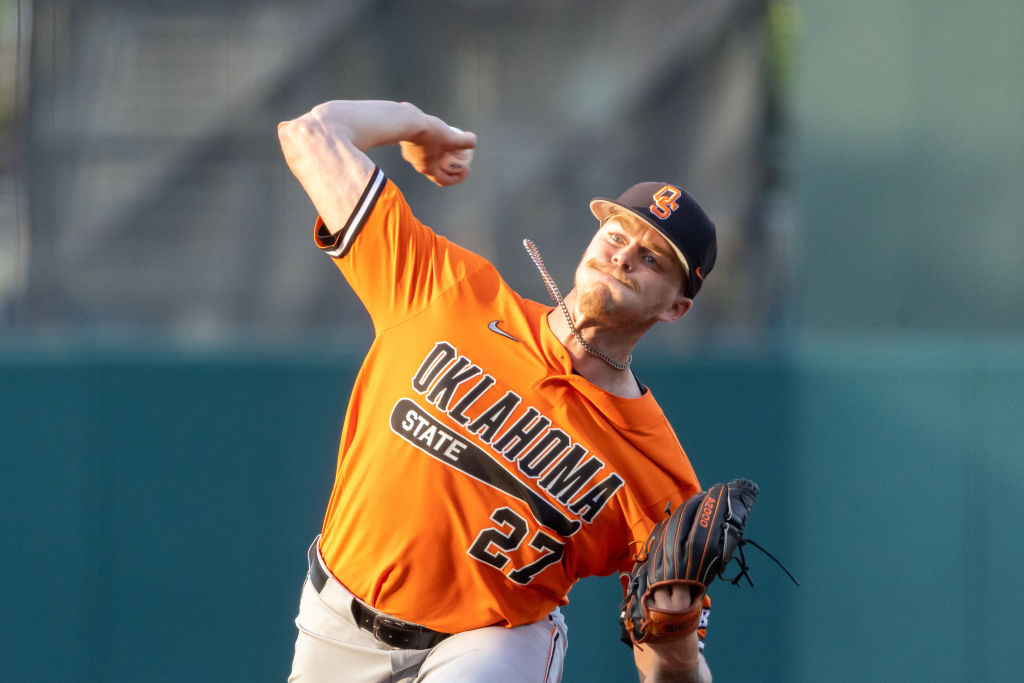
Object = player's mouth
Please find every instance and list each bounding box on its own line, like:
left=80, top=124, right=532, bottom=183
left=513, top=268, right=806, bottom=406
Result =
left=588, top=262, right=637, bottom=292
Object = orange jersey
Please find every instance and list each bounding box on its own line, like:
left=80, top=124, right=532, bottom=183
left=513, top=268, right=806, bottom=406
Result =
left=313, top=168, right=701, bottom=633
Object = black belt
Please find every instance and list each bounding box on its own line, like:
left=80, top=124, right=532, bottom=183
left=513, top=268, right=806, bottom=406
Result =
left=307, top=542, right=452, bottom=650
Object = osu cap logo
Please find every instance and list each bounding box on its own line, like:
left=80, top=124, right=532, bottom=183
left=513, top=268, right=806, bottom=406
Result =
left=649, top=185, right=681, bottom=219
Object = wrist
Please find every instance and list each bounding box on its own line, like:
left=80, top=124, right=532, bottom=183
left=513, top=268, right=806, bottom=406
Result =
left=397, top=101, right=427, bottom=130
left=645, top=669, right=700, bottom=683
left=644, top=650, right=706, bottom=683
left=635, top=631, right=702, bottom=682
left=647, top=642, right=699, bottom=675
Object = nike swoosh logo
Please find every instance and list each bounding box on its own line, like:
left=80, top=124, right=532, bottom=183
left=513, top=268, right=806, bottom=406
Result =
left=488, top=320, right=520, bottom=342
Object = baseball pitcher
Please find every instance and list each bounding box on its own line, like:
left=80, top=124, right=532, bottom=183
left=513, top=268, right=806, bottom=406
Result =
left=279, top=99, right=735, bottom=682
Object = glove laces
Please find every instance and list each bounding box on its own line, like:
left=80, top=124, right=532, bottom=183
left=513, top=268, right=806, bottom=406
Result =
left=722, top=536, right=801, bottom=587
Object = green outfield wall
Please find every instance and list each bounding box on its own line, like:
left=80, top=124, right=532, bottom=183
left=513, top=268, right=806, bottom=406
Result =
left=2, top=341, right=1020, bottom=682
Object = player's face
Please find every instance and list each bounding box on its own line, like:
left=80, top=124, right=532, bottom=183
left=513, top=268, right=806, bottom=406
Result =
left=574, top=216, right=692, bottom=328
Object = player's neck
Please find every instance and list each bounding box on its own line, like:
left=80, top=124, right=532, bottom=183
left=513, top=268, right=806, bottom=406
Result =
left=546, top=307, right=643, bottom=398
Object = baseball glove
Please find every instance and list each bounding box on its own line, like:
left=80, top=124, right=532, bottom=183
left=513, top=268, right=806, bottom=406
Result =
left=620, top=478, right=760, bottom=645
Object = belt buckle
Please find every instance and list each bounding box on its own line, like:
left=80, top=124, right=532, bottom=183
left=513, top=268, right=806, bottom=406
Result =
left=373, top=614, right=412, bottom=634
left=372, top=614, right=414, bottom=647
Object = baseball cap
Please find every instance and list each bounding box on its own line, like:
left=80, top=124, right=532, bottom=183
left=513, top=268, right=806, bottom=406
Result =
left=589, top=182, right=717, bottom=298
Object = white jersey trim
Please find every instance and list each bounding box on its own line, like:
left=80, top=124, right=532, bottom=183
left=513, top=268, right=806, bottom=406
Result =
left=320, top=167, right=387, bottom=259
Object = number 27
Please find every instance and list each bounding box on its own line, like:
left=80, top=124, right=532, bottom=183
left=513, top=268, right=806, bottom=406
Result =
left=467, top=507, right=565, bottom=585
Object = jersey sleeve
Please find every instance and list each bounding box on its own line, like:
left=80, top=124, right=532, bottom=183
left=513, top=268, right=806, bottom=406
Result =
left=312, top=167, right=490, bottom=332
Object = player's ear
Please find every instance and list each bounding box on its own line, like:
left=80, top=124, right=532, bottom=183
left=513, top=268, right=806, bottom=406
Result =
left=657, top=295, right=692, bottom=324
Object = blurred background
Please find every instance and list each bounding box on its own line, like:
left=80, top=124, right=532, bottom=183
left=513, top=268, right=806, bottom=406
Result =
left=1, top=0, right=1021, bottom=681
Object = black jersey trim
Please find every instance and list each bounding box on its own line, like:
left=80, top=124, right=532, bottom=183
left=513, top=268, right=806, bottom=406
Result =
left=319, top=167, right=387, bottom=258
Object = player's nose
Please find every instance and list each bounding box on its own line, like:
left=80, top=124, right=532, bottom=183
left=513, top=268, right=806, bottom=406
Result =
left=610, top=243, right=637, bottom=271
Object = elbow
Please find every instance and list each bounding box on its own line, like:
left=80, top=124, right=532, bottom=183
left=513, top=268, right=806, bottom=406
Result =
left=277, top=117, right=300, bottom=151
left=277, top=120, right=298, bottom=162
left=277, top=119, right=292, bottom=145
left=277, top=113, right=320, bottom=159
left=277, top=115, right=317, bottom=171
